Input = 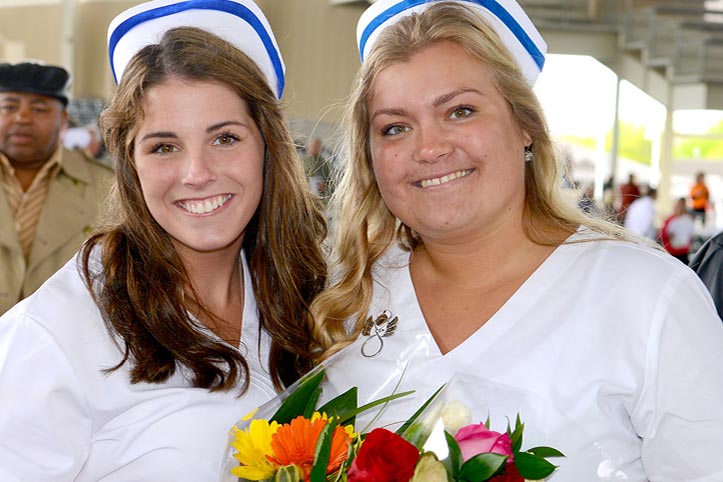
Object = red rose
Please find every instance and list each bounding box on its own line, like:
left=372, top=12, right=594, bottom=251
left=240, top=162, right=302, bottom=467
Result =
left=490, top=463, right=525, bottom=482
left=348, top=428, right=420, bottom=482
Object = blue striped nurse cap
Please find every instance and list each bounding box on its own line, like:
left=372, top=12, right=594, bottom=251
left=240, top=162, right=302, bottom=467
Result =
left=357, top=0, right=547, bottom=86
left=108, top=0, right=285, bottom=98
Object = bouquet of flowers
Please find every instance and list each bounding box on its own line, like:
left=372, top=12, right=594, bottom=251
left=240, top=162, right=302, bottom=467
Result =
left=222, top=365, right=564, bottom=482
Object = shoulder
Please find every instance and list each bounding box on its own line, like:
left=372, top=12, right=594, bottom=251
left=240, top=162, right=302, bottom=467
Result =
left=690, top=230, right=723, bottom=271
left=568, top=233, right=693, bottom=285
left=4, top=249, right=121, bottom=363
left=14, top=255, right=97, bottom=322
left=61, top=148, right=114, bottom=183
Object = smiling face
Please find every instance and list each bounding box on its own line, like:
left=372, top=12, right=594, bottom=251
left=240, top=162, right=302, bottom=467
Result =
left=368, top=41, right=531, bottom=245
left=133, top=78, right=265, bottom=262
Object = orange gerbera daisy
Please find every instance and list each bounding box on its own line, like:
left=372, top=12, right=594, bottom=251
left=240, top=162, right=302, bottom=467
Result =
left=268, top=413, right=352, bottom=481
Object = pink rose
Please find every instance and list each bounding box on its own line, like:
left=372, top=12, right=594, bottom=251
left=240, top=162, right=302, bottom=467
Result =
left=454, top=423, right=514, bottom=464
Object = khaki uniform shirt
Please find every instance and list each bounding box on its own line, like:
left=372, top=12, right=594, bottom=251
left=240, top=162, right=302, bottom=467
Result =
left=0, top=148, right=113, bottom=314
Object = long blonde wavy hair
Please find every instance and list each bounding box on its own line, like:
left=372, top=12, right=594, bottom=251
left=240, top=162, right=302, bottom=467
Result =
left=311, top=2, right=629, bottom=358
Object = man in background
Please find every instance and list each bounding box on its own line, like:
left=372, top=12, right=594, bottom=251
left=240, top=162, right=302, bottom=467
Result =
left=0, top=61, right=113, bottom=314
left=624, top=187, right=657, bottom=240
left=690, top=171, right=710, bottom=225
left=660, top=197, right=696, bottom=264
left=302, top=137, right=331, bottom=201
left=618, top=173, right=640, bottom=223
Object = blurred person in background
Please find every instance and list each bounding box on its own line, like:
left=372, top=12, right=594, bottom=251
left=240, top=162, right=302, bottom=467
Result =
left=660, top=197, right=695, bottom=264
left=690, top=171, right=710, bottom=225
left=0, top=61, right=112, bottom=314
left=624, top=186, right=657, bottom=240
left=690, top=228, right=723, bottom=320
left=302, top=136, right=331, bottom=201
left=618, top=172, right=640, bottom=223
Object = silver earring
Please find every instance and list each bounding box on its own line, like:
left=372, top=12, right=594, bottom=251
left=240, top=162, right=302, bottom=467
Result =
left=524, top=147, right=533, bottom=163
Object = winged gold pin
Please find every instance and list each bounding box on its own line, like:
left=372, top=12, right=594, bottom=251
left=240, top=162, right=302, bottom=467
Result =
left=360, top=310, right=398, bottom=358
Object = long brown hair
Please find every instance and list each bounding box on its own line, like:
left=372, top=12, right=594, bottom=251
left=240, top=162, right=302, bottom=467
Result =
left=81, top=27, right=327, bottom=392
left=312, top=2, right=629, bottom=357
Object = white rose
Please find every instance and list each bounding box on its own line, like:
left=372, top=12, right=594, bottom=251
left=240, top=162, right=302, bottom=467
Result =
left=440, top=400, right=472, bottom=435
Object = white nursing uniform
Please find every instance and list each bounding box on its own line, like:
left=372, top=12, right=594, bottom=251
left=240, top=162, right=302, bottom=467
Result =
left=0, top=251, right=276, bottom=482
left=324, top=233, right=723, bottom=482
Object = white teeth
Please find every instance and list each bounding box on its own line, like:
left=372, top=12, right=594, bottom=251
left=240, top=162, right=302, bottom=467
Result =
left=179, top=194, right=231, bottom=214
left=420, top=169, right=472, bottom=188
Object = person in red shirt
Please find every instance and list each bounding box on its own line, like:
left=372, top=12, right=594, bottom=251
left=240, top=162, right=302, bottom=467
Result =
left=660, top=197, right=696, bottom=264
left=618, top=173, right=640, bottom=223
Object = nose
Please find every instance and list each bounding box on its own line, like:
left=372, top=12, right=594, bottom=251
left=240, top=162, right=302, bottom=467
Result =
left=13, top=105, right=32, bottom=123
left=413, top=121, right=452, bottom=163
left=181, top=151, right=215, bottom=188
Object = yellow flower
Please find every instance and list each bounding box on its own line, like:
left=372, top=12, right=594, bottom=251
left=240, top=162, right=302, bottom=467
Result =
left=242, top=408, right=260, bottom=421
left=230, top=419, right=280, bottom=480
left=311, top=412, right=358, bottom=439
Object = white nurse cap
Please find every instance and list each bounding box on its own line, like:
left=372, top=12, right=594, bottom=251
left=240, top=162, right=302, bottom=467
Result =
left=107, top=0, right=285, bottom=98
left=356, top=0, right=547, bottom=86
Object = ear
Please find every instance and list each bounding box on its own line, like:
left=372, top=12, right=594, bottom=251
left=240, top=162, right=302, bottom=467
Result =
left=521, top=129, right=532, bottom=147
left=60, top=108, right=68, bottom=129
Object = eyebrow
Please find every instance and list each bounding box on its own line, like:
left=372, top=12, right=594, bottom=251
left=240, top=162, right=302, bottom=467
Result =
left=0, top=96, right=52, bottom=105
left=432, top=88, right=482, bottom=108
left=371, top=87, right=483, bottom=121
left=206, top=120, right=248, bottom=133
left=138, top=120, right=249, bottom=143
left=138, top=131, right=177, bottom=143
left=370, top=107, right=409, bottom=121
left=0, top=94, right=55, bottom=105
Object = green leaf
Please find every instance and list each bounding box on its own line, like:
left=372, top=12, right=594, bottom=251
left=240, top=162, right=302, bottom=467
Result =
left=309, top=419, right=338, bottom=482
left=527, top=446, right=565, bottom=458
left=318, top=387, right=358, bottom=419
left=514, top=451, right=558, bottom=479
left=395, top=384, right=445, bottom=436
left=272, top=368, right=325, bottom=424
left=509, top=415, right=524, bottom=453
left=458, top=453, right=507, bottom=482
left=444, top=430, right=462, bottom=478
left=338, top=390, right=414, bottom=426
left=302, top=387, right=322, bottom=419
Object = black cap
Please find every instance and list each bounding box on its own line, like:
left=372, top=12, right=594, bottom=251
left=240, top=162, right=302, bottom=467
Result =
left=0, top=62, right=71, bottom=106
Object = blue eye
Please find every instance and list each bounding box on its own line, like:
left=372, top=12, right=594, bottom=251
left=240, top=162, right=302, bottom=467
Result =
left=381, top=125, right=410, bottom=136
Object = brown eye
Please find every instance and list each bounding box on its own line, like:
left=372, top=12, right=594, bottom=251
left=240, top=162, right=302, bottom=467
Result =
left=213, top=132, right=240, bottom=146
left=151, top=143, right=178, bottom=154
left=450, top=107, right=473, bottom=119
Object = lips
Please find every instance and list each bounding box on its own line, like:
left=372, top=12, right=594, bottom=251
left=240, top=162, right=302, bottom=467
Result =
left=176, top=194, right=232, bottom=214
left=415, top=169, right=474, bottom=188
left=8, top=132, right=34, bottom=143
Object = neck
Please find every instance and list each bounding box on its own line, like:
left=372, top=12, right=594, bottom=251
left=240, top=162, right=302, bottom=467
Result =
left=10, top=163, right=47, bottom=192
left=180, top=248, right=244, bottom=313
left=414, top=226, right=538, bottom=289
